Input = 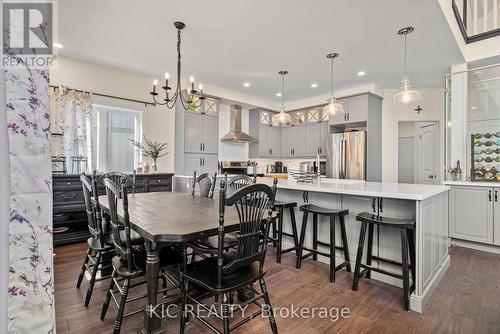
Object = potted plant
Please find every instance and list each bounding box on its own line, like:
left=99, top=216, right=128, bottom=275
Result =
left=130, top=136, right=169, bottom=173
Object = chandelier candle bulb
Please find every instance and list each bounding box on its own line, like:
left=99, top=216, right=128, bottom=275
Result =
left=152, top=79, right=158, bottom=94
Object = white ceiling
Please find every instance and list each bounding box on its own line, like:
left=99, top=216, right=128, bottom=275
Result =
left=58, top=0, right=464, bottom=104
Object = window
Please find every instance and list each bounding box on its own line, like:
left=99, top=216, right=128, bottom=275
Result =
left=92, top=104, right=142, bottom=172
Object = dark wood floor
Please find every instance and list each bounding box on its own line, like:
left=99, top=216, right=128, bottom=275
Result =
left=55, top=243, right=500, bottom=334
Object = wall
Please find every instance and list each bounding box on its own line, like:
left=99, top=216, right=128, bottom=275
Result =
left=382, top=88, right=445, bottom=182
left=0, top=68, right=8, bottom=332
left=49, top=56, right=175, bottom=172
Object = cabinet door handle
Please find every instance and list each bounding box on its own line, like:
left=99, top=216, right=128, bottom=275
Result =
left=200, top=158, right=202, bottom=166
left=489, top=190, right=492, bottom=201
left=202, top=143, right=205, bottom=151
left=200, top=143, right=203, bottom=151
left=495, top=190, right=498, bottom=202
left=372, top=198, right=376, bottom=212
left=379, top=198, right=383, bottom=213
left=61, top=193, right=77, bottom=199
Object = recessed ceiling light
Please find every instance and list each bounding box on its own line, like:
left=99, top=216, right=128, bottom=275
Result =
left=357, top=71, right=366, bottom=76
left=243, top=82, right=250, bottom=87
left=310, top=83, right=318, bottom=88
left=276, top=92, right=282, bottom=97
left=53, top=43, right=63, bottom=49
left=471, top=106, right=477, bottom=110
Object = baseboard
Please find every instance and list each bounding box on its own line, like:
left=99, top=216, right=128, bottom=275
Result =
left=450, top=239, right=500, bottom=255
left=410, top=255, right=450, bottom=313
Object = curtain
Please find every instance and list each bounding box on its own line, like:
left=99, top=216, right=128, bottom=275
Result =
left=50, top=86, right=93, bottom=173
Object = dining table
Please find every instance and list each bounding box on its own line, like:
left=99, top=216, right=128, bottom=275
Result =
left=98, top=190, right=266, bottom=334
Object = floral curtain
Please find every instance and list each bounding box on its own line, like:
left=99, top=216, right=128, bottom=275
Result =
left=50, top=86, right=93, bottom=173
left=5, top=61, right=55, bottom=332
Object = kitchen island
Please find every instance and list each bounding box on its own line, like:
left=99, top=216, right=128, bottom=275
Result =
left=257, top=177, right=450, bottom=313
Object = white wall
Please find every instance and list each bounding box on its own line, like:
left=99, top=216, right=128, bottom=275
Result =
left=50, top=56, right=175, bottom=172
left=218, top=103, right=250, bottom=161
left=382, top=88, right=445, bottom=182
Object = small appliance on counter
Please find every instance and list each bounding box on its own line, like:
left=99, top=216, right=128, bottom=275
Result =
left=274, top=161, right=283, bottom=173
left=220, top=161, right=263, bottom=177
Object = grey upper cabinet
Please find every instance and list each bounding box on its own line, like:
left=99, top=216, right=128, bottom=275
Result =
left=449, top=186, right=494, bottom=244
left=184, top=111, right=218, bottom=154
left=494, top=188, right=500, bottom=246
left=292, top=125, right=307, bottom=156
left=328, top=99, right=347, bottom=125
left=306, top=123, right=321, bottom=156
left=249, top=110, right=281, bottom=158
left=320, top=122, right=329, bottom=156
left=258, top=124, right=271, bottom=156
left=184, top=112, right=204, bottom=153
left=202, top=116, right=219, bottom=154
left=269, top=126, right=281, bottom=157
left=346, top=94, right=368, bottom=123
left=281, top=126, right=293, bottom=157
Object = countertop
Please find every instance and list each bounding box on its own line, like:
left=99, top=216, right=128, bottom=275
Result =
left=443, top=181, right=500, bottom=188
left=258, top=178, right=449, bottom=201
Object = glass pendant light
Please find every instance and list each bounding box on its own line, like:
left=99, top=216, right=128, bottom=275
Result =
left=393, top=27, right=421, bottom=105
left=274, top=70, right=291, bottom=124
left=325, top=53, right=344, bottom=115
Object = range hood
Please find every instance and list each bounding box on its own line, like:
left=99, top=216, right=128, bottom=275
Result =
left=220, top=105, right=255, bottom=143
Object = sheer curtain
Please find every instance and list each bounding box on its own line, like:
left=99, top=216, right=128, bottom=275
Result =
left=50, top=86, right=93, bottom=173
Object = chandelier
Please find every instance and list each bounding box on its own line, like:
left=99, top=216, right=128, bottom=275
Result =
left=273, top=70, right=292, bottom=124
left=325, top=52, right=344, bottom=115
left=393, top=26, right=421, bottom=105
left=149, top=22, right=205, bottom=109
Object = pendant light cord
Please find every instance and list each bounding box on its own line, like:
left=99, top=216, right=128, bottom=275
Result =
left=281, top=73, right=285, bottom=111
left=330, top=57, right=334, bottom=100
left=404, top=33, right=407, bottom=79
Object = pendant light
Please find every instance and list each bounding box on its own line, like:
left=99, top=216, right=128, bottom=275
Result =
left=274, top=70, right=291, bottom=124
left=325, top=53, right=344, bottom=115
left=393, top=27, right=421, bottom=105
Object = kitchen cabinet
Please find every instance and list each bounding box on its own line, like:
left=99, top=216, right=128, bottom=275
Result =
left=184, top=111, right=218, bottom=154
left=249, top=110, right=281, bottom=158
left=495, top=188, right=500, bottom=246
left=320, top=122, right=329, bottom=156
left=329, top=94, right=369, bottom=125
left=327, top=99, right=347, bottom=125
left=281, top=125, right=307, bottom=157
left=306, top=122, right=330, bottom=156
left=449, top=185, right=494, bottom=244
left=184, top=153, right=218, bottom=176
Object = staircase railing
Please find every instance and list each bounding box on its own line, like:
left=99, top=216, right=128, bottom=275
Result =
left=452, top=0, right=500, bottom=43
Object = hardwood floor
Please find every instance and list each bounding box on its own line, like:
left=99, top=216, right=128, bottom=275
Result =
left=55, top=243, right=500, bottom=334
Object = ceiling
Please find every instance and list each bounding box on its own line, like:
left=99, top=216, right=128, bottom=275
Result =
left=58, top=0, right=464, bottom=104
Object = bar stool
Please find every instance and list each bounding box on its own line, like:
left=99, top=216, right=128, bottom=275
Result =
left=273, top=200, right=299, bottom=263
left=352, top=212, right=416, bottom=311
left=296, top=204, right=351, bottom=282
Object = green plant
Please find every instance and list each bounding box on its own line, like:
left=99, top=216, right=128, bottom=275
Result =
left=130, top=136, right=169, bottom=161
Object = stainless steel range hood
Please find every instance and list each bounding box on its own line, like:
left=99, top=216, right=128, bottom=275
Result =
left=220, top=105, right=255, bottom=143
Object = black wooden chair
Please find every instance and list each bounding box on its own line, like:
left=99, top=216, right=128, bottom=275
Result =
left=77, top=174, right=114, bottom=307
left=100, top=178, right=182, bottom=334
left=191, top=171, right=217, bottom=198
left=226, top=174, right=255, bottom=192
left=179, top=180, right=279, bottom=334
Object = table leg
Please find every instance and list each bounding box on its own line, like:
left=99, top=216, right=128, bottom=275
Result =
left=142, top=240, right=164, bottom=334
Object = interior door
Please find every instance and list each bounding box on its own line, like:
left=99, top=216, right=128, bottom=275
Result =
left=202, top=116, right=219, bottom=154
left=398, top=137, right=415, bottom=183
left=417, top=122, right=439, bottom=184
left=185, top=112, right=203, bottom=153
left=344, top=131, right=366, bottom=180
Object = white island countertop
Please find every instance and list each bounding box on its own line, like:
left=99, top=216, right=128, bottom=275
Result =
left=257, top=177, right=449, bottom=201
left=443, top=180, right=500, bottom=188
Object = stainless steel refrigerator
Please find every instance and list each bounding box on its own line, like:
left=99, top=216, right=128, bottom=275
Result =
left=326, top=131, right=366, bottom=180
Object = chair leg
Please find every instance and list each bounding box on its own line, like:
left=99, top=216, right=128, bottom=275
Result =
left=276, top=207, right=284, bottom=263
left=113, top=278, right=130, bottom=334
left=312, top=214, right=318, bottom=261
left=330, top=216, right=336, bottom=282
left=296, top=211, right=309, bottom=269
left=339, top=215, right=351, bottom=272
left=76, top=247, right=91, bottom=288
left=272, top=216, right=278, bottom=247
left=259, top=278, right=278, bottom=334
left=366, top=224, right=374, bottom=279
left=289, top=207, right=299, bottom=250
left=84, top=252, right=101, bottom=307
left=352, top=222, right=367, bottom=291
left=407, top=229, right=416, bottom=284
left=101, top=269, right=116, bottom=320
left=222, top=293, right=230, bottom=334
left=401, top=230, right=410, bottom=311
left=180, top=278, right=189, bottom=334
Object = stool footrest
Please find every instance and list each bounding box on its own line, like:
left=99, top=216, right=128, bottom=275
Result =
left=315, top=240, right=347, bottom=253
left=361, top=264, right=403, bottom=280
left=281, top=231, right=295, bottom=238
left=372, top=255, right=411, bottom=268
left=280, top=247, right=297, bottom=255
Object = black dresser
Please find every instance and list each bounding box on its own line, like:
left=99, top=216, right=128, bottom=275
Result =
left=53, top=173, right=174, bottom=246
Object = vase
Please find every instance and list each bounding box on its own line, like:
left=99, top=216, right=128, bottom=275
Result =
left=152, top=159, right=158, bottom=173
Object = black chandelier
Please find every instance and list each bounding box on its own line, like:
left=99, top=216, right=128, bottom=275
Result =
left=149, top=21, right=205, bottom=109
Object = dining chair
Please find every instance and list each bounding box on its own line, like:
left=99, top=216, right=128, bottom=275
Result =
left=226, top=174, right=255, bottom=192
left=100, top=177, right=182, bottom=334
left=191, top=171, right=217, bottom=198
left=179, top=179, right=279, bottom=334
left=77, top=173, right=114, bottom=307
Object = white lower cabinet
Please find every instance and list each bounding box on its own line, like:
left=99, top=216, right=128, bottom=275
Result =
left=494, top=188, right=500, bottom=246
left=449, top=185, right=494, bottom=244
left=184, top=153, right=218, bottom=176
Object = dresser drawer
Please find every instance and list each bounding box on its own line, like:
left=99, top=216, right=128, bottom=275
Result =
left=53, top=190, right=84, bottom=205
left=53, top=177, right=82, bottom=190
left=148, top=186, right=171, bottom=192
left=148, top=177, right=172, bottom=187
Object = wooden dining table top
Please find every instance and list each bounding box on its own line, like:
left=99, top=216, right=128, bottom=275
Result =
left=98, top=191, right=274, bottom=243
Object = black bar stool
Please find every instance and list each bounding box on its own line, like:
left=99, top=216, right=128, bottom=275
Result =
left=273, top=200, right=299, bottom=263
left=352, top=212, right=416, bottom=311
left=296, top=204, right=351, bottom=282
